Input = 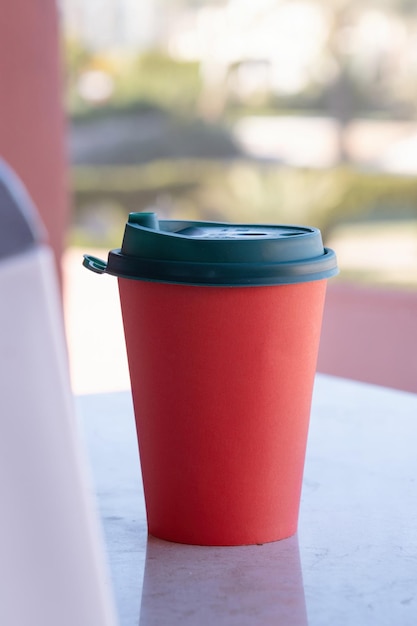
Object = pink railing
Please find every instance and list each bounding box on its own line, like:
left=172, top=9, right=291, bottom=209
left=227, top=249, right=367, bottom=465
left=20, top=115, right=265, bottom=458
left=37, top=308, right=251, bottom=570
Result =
left=318, top=282, right=417, bottom=393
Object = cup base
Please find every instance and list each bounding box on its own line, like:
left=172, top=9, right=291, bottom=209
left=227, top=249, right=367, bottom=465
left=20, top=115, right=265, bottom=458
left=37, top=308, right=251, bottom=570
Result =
left=147, top=522, right=298, bottom=547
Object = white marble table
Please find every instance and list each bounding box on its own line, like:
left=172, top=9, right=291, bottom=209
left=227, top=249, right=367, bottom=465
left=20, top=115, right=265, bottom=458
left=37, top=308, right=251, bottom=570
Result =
left=76, top=374, right=417, bottom=626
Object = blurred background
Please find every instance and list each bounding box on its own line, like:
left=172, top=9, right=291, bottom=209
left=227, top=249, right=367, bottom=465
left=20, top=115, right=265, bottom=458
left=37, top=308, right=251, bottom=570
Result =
left=5, top=0, right=417, bottom=393
left=58, top=0, right=417, bottom=393
left=64, top=0, right=417, bottom=289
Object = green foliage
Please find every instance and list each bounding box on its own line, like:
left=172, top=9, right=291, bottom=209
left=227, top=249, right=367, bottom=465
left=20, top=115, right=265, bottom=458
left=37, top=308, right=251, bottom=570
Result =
left=65, top=42, right=202, bottom=117
left=113, top=52, right=202, bottom=114
left=63, top=1, right=417, bottom=122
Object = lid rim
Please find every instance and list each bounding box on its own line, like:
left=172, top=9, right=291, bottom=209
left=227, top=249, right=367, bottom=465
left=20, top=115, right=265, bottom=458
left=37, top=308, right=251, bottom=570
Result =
left=106, top=247, right=338, bottom=286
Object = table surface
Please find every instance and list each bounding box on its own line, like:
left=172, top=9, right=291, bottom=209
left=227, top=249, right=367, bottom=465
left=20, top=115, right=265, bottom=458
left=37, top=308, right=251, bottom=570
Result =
left=76, top=374, right=417, bottom=626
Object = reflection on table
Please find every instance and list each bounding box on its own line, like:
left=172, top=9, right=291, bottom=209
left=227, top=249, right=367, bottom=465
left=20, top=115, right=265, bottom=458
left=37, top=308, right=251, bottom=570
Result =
left=139, top=536, right=306, bottom=626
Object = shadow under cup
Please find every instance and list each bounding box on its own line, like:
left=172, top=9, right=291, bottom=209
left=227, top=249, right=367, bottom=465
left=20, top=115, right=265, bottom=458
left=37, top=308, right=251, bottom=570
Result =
left=83, top=212, right=338, bottom=546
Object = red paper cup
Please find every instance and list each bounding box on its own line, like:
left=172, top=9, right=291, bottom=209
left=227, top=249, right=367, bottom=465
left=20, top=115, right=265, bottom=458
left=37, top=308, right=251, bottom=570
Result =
left=83, top=212, right=337, bottom=545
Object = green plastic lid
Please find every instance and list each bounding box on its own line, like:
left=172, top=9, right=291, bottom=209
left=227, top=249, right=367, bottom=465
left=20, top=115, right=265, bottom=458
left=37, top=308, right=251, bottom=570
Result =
left=83, top=212, right=338, bottom=286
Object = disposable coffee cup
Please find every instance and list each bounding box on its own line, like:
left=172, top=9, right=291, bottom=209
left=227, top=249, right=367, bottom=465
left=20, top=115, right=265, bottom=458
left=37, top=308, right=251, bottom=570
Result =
left=84, top=212, right=338, bottom=546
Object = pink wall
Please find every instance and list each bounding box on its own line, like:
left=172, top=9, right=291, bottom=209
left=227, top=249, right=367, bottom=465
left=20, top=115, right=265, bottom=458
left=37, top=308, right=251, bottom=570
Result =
left=318, top=283, right=417, bottom=393
left=0, top=0, right=69, bottom=275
